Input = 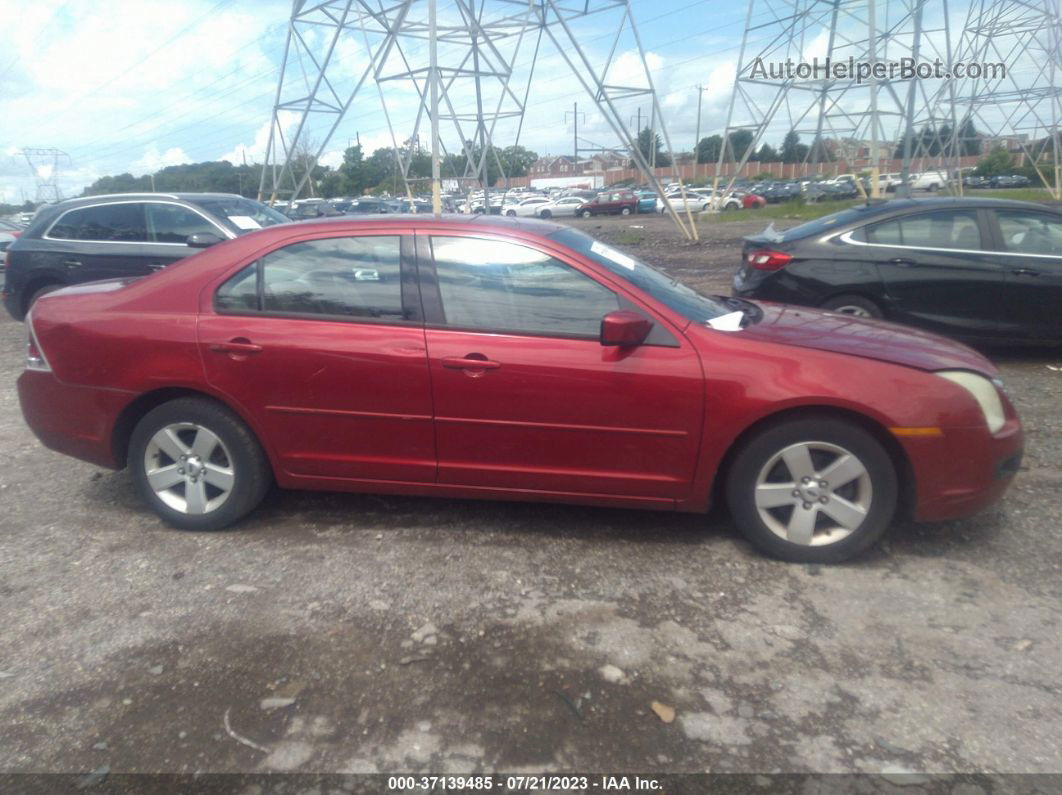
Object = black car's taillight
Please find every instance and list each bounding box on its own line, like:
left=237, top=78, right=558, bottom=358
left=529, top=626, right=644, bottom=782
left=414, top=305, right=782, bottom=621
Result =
left=746, top=249, right=792, bottom=271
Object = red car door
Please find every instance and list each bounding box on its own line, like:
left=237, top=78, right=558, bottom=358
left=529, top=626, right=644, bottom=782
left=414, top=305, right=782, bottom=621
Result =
left=199, top=232, right=435, bottom=483
left=418, top=233, right=704, bottom=503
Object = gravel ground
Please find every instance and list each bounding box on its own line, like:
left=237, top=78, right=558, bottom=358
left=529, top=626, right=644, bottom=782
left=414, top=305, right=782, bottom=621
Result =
left=1, top=214, right=1060, bottom=776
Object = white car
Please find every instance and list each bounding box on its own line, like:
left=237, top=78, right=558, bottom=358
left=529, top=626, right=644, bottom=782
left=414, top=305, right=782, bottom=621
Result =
left=659, top=192, right=712, bottom=213
left=535, top=196, right=588, bottom=219
left=910, top=170, right=948, bottom=191
left=501, top=196, right=552, bottom=217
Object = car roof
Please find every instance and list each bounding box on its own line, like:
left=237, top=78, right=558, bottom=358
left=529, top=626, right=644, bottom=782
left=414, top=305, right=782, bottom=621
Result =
left=277, top=213, right=570, bottom=235
left=48, top=192, right=249, bottom=208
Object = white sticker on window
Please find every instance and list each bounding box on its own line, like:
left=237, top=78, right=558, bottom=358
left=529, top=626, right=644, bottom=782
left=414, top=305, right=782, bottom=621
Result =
left=228, top=215, right=262, bottom=230
left=590, top=240, right=636, bottom=271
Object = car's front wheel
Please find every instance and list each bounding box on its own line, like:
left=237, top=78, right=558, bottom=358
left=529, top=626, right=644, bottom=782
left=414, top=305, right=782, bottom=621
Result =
left=581, top=209, right=592, bottom=218
left=725, top=417, right=898, bottom=562
left=506, top=209, right=517, bottom=217
left=620, top=207, right=631, bottom=216
left=129, top=398, right=271, bottom=531
left=539, top=209, right=552, bottom=219
left=820, top=294, right=883, bottom=319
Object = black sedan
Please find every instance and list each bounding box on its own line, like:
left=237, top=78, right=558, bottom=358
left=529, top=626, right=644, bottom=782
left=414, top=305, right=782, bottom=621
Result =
left=732, top=197, right=1062, bottom=344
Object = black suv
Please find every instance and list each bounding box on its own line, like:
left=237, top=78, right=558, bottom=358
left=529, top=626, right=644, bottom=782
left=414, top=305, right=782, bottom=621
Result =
left=3, top=193, right=289, bottom=320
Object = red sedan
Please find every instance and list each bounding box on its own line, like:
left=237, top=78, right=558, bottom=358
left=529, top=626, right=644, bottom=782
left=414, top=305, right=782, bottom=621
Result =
left=18, top=216, right=1022, bottom=562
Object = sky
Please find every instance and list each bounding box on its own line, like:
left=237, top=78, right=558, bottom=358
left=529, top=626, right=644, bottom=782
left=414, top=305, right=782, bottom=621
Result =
left=0, top=0, right=1050, bottom=203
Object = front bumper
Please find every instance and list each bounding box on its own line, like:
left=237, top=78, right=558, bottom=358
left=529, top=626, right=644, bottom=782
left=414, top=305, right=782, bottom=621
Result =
left=18, top=370, right=132, bottom=470
left=901, top=418, right=1024, bottom=522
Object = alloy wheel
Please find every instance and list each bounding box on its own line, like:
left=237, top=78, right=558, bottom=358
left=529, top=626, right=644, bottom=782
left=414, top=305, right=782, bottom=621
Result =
left=144, top=423, right=235, bottom=515
left=753, top=441, right=872, bottom=546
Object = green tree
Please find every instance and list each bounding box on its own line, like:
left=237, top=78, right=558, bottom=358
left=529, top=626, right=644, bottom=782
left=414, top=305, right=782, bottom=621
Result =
left=781, top=131, right=808, bottom=164
left=696, top=135, right=722, bottom=164
left=636, top=128, right=671, bottom=167
left=974, top=146, right=1014, bottom=177
left=756, top=142, right=779, bottom=162
left=726, top=129, right=754, bottom=161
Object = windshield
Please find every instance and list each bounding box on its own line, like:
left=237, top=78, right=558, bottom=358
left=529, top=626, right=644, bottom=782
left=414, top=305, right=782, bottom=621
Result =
left=192, top=197, right=290, bottom=233
left=549, top=227, right=731, bottom=323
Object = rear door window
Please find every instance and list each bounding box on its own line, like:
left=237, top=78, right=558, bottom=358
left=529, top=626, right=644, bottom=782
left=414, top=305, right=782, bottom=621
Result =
left=996, top=210, right=1062, bottom=256
left=49, top=203, right=148, bottom=242
left=864, top=210, right=982, bottom=250
left=146, top=203, right=219, bottom=244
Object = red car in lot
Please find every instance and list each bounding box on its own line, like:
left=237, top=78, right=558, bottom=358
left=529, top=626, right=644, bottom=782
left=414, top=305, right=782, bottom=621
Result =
left=19, top=216, right=1022, bottom=562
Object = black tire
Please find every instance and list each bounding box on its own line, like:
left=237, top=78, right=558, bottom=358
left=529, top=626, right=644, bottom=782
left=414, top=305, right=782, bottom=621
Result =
left=723, top=202, right=738, bottom=211
left=506, top=209, right=517, bottom=217
left=725, top=417, right=898, bottom=563
left=928, top=183, right=939, bottom=192
left=820, top=294, right=883, bottom=319
left=129, top=398, right=271, bottom=531
left=581, top=209, right=592, bottom=218
left=621, top=207, right=631, bottom=216
left=539, top=209, right=552, bottom=219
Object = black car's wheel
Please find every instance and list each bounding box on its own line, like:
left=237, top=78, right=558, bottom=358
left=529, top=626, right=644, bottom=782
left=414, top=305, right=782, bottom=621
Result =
left=581, top=209, right=592, bottom=218
left=25, top=283, right=63, bottom=316
left=539, top=209, right=552, bottom=219
left=129, top=398, right=271, bottom=531
left=820, top=294, right=883, bottom=319
left=621, top=207, right=631, bottom=216
left=726, top=417, right=898, bottom=562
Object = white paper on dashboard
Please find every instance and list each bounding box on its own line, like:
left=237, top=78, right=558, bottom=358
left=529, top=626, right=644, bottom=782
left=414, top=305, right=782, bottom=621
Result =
left=228, top=215, right=262, bottom=230
left=706, top=311, right=744, bottom=331
left=590, top=240, right=636, bottom=271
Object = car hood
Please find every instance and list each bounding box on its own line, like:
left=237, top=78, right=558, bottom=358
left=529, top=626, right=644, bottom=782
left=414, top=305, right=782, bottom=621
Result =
left=736, top=302, right=998, bottom=375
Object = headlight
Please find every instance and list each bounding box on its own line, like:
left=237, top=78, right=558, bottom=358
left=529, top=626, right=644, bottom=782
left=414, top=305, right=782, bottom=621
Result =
left=937, top=370, right=1006, bottom=433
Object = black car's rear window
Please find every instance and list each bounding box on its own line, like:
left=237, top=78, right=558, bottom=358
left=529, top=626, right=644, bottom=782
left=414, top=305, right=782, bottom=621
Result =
left=779, top=205, right=889, bottom=241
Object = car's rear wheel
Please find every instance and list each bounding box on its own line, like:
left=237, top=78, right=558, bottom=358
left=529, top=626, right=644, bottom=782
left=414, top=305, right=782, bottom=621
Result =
left=726, top=417, right=898, bottom=562
left=621, top=207, right=631, bottom=216
left=539, top=209, right=552, bottom=219
left=820, top=294, right=883, bottom=319
left=25, top=283, right=63, bottom=316
left=506, top=209, right=517, bottom=217
left=129, top=398, right=271, bottom=531
left=581, top=209, right=592, bottom=218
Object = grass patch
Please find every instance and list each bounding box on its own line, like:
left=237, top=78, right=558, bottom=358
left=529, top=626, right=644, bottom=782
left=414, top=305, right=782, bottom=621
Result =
left=701, top=198, right=861, bottom=224
left=956, top=188, right=1057, bottom=203
left=615, top=229, right=646, bottom=245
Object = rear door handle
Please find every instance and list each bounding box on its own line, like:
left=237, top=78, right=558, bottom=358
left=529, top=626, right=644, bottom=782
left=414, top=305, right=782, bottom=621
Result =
left=888, top=258, right=916, bottom=267
left=441, top=355, right=501, bottom=370
left=209, top=339, right=263, bottom=355
left=1012, top=268, right=1041, bottom=277
left=62, top=259, right=82, bottom=270
left=148, top=262, right=167, bottom=271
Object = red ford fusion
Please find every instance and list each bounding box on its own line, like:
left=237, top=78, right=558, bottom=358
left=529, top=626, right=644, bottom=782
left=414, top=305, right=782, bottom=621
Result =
left=18, top=216, right=1022, bottom=562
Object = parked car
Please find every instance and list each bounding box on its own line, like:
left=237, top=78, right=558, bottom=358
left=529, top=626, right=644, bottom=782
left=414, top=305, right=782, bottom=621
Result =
left=989, top=174, right=1032, bottom=189
left=285, top=200, right=342, bottom=220
left=738, top=191, right=767, bottom=209
left=347, top=197, right=392, bottom=214
left=732, top=197, right=1062, bottom=344
left=910, top=171, right=948, bottom=191
left=659, top=191, right=711, bottom=214
left=963, top=175, right=990, bottom=189
left=535, top=196, right=588, bottom=219
left=18, top=215, right=1021, bottom=562
left=3, top=193, right=289, bottom=320
left=501, top=196, right=552, bottom=217
left=635, top=190, right=658, bottom=213
left=577, top=190, right=638, bottom=217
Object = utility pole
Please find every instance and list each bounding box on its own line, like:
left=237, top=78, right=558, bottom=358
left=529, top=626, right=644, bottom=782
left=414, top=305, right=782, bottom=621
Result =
left=565, top=102, right=585, bottom=161
left=428, top=0, right=441, bottom=216
left=694, top=85, right=703, bottom=160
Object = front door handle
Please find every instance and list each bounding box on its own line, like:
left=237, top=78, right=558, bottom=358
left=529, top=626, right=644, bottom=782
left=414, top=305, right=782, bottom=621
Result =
left=1012, top=267, right=1041, bottom=277
left=62, top=259, right=82, bottom=270
left=148, top=262, right=167, bottom=271
left=209, top=339, right=263, bottom=355
left=441, top=355, right=501, bottom=371
left=888, top=258, right=915, bottom=267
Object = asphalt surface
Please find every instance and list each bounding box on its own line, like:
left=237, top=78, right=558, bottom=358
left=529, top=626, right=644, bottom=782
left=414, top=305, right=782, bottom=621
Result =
left=1, top=215, right=1060, bottom=777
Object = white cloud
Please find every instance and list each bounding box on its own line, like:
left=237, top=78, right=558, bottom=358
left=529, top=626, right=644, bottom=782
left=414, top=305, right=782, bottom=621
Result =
left=131, top=146, right=193, bottom=175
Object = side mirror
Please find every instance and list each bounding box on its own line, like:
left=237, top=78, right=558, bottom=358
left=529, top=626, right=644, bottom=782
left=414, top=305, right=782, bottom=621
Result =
left=600, top=310, right=653, bottom=347
left=186, top=232, right=223, bottom=248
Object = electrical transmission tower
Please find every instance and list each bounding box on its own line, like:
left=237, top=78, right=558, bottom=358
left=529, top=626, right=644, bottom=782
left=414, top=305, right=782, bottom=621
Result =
left=258, top=0, right=697, bottom=239
left=21, top=148, right=71, bottom=204
left=714, top=0, right=953, bottom=197
left=939, top=0, right=1062, bottom=199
